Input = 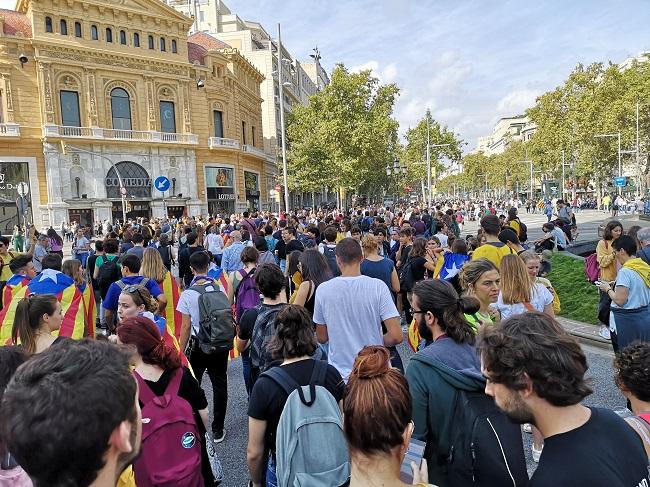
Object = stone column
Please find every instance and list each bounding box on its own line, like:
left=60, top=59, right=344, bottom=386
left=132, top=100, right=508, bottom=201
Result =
left=38, top=62, right=55, bottom=124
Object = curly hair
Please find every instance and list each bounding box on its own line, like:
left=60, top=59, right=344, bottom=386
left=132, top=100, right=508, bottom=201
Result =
left=477, top=312, right=592, bottom=406
left=614, top=342, right=650, bottom=402
left=268, top=305, right=316, bottom=359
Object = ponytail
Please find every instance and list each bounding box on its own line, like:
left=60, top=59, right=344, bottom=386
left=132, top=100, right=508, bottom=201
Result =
left=413, top=280, right=479, bottom=345
left=12, top=294, right=58, bottom=355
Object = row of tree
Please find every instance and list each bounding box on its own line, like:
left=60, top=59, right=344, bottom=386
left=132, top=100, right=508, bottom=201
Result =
left=286, top=58, right=650, bottom=204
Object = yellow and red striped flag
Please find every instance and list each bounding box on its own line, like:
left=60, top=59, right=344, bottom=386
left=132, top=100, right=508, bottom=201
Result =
left=79, top=282, right=97, bottom=338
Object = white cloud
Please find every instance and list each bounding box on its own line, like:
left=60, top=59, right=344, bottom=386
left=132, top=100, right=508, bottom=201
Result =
left=496, top=89, right=541, bottom=115
left=349, top=60, right=398, bottom=84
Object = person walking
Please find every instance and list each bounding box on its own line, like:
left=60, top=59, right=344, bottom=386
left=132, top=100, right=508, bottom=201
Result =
left=596, top=220, right=623, bottom=340
left=459, top=258, right=501, bottom=329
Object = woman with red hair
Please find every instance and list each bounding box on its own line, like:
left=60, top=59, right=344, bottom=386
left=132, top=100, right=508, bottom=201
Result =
left=116, top=316, right=215, bottom=485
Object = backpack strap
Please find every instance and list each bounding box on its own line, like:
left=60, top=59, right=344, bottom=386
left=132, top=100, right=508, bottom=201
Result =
left=263, top=365, right=302, bottom=397
left=140, top=277, right=150, bottom=288
left=116, top=280, right=127, bottom=291
left=133, top=370, right=157, bottom=405
left=164, top=368, right=184, bottom=396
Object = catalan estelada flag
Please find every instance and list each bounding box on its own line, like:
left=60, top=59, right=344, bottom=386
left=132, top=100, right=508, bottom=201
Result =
left=79, top=282, right=97, bottom=339
left=0, top=274, right=31, bottom=345
left=159, top=271, right=182, bottom=341
left=0, top=269, right=88, bottom=345
left=407, top=318, right=421, bottom=352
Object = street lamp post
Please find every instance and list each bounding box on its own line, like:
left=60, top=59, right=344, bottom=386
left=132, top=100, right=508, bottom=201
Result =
left=61, top=142, right=128, bottom=223
left=560, top=150, right=574, bottom=202
left=427, top=142, right=453, bottom=208
left=594, top=132, right=622, bottom=195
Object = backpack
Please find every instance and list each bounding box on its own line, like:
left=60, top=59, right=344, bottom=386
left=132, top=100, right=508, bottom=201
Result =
left=398, top=258, right=415, bottom=292
left=322, top=245, right=340, bottom=277
left=439, top=389, right=528, bottom=487
left=584, top=241, right=606, bottom=282
left=189, top=280, right=235, bottom=354
left=235, top=268, right=261, bottom=323
left=264, top=361, right=350, bottom=487
left=97, top=256, right=121, bottom=299
left=516, top=218, right=528, bottom=242
left=158, top=245, right=173, bottom=270
left=133, top=369, right=203, bottom=487
left=250, top=304, right=286, bottom=371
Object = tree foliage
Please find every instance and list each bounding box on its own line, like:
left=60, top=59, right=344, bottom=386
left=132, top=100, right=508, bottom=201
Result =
left=286, top=65, right=400, bottom=196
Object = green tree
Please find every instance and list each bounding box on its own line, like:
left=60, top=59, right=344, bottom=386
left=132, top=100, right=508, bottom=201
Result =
left=286, top=65, right=400, bottom=199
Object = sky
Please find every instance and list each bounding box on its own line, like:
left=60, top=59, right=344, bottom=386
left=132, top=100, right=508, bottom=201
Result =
left=3, top=0, right=649, bottom=150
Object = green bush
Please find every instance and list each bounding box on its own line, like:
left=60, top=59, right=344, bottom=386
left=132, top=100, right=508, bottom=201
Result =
left=547, top=254, right=600, bottom=325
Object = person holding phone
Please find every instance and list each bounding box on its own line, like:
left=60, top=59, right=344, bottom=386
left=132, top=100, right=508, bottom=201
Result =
left=344, top=345, right=433, bottom=486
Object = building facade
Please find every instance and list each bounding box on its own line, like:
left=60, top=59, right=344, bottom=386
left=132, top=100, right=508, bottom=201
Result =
left=0, top=0, right=267, bottom=231
left=166, top=0, right=328, bottom=206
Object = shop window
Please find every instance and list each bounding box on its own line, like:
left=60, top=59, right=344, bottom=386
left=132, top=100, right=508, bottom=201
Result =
left=110, top=88, right=132, bottom=130
left=134, top=33, right=140, bottom=47
left=60, top=91, right=81, bottom=127
left=106, top=28, right=113, bottom=43
left=45, top=17, right=53, bottom=33
left=74, top=22, right=82, bottom=37
left=160, top=101, right=176, bottom=133
left=60, top=19, right=67, bottom=35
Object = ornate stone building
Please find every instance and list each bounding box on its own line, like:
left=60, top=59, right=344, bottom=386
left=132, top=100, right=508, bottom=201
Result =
left=0, top=0, right=266, bottom=231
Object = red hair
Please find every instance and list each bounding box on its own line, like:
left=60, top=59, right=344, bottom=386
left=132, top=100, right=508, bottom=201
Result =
left=117, top=316, right=181, bottom=371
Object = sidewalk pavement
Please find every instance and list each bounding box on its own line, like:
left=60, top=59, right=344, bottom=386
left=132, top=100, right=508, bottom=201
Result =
left=557, top=316, right=612, bottom=351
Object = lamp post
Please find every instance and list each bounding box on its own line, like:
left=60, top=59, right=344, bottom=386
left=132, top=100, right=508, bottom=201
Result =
left=61, top=143, right=128, bottom=223
left=594, top=132, right=622, bottom=195
left=560, top=150, right=574, bottom=202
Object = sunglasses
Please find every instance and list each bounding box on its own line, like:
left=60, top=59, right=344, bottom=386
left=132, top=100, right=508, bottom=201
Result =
left=124, top=285, right=146, bottom=304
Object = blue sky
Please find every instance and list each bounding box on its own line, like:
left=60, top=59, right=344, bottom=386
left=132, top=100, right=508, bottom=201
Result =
left=2, top=0, right=649, bottom=149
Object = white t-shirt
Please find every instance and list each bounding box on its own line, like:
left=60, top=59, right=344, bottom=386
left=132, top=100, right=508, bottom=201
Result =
left=313, top=275, right=399, bottom=380
left=435, top=232, right=449, bottom=249
left=205, top=233, right=224, bottom=254
left=493, top=283, right=553, bottom=320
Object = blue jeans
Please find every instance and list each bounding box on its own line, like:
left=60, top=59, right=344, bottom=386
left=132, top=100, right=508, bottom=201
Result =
left=280, top=259, right=286, bottom=273
left=266, top=455, right=278, bottom=487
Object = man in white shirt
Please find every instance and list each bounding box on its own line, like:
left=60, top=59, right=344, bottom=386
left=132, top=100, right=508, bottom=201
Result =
left=314, top=238, right=402, bottom=380
left=205, top=226, right=224, bottom=264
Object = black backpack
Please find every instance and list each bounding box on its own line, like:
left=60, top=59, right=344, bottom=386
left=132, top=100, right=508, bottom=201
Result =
left=360, top=217, right=371, bottom=233
left=398, top=258, right=415, bottom=292
left=321, top=245, right=340, bottom=277
left=97, top=256, right=122, bottom=299
left=516, top=219, right=528, bottom=242
left=158, top=245, right=173, bottom=271
left=189, top=281, right=235, bottom=354
left=439, top=389, right=528, bottom=486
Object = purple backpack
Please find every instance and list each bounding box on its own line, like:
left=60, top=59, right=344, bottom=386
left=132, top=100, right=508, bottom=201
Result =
left=584, top=240, right=606, bottom=282
left=133, top=369, right=203, bottom=487
left=235, top=268, right=261, bottom=323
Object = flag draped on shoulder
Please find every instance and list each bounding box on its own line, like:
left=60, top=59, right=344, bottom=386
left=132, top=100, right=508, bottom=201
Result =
left=160, top=271, right=182, bottom=341
left=438, top=253, right=470, bottom=281
left=0, top=269, right=89, bottom=344
left=0, top=275, right=30, bottom=345
left=79, top=282, right=97, bottom=338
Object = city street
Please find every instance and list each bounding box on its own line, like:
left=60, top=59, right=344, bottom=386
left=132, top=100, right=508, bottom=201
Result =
left=206, top=340, right=621, bottom=486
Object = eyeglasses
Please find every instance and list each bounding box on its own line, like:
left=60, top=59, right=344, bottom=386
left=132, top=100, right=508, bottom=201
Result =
left=124, top=285, right=146, bottom=304
left=412, top=309, right=428, bottom=315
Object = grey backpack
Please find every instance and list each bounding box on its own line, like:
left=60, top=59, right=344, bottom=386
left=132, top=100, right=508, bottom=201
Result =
left=189, top=281, right=234, bottom=354
left=250, top=304, right=286, bottom=371
left=263, top=360, right=350, bottom=487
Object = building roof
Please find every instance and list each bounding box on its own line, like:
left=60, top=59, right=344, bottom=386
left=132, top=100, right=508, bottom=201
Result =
left=187, top=42, right=207, bottom=65
left=188, top=32, right=231, bottom=52
left=0, top=8, right=32, bottom=38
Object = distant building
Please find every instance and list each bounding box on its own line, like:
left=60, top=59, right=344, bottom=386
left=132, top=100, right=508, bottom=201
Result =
left=473, top=115, right=536, bottom=155
left=619, top=51, right=650, bottom=71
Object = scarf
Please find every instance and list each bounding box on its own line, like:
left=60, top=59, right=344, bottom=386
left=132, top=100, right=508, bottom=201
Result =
left=623, top=258, right=650, bottom=288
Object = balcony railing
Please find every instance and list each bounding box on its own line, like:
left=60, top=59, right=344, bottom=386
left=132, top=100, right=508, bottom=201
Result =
left=43, top=125, right=199, bottom=145
left=242, top=144, right=269, bottom=159
left=209, top=137, right=240, bottom=150
left=0, top=123, right=21, bottom=137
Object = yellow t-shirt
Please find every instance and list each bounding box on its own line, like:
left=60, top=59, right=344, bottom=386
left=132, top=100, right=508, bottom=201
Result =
left=507, top=219, right=521, bottom=237
left=116, top=465, right=136, bottom=487
left=0, top=252, right=22, bottom=281
left=471, top=242, right=513, bottom=268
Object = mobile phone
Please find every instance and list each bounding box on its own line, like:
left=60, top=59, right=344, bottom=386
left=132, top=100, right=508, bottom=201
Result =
left=399, top=438, right=426, bottom=483
left=594, top=280, right=602, bottom=286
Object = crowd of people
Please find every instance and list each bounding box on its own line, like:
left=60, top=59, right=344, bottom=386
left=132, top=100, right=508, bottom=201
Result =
left=0, top=201, right=649, bottom=487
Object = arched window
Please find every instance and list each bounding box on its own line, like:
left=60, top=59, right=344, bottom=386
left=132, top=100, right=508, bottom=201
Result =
left=45, top=16, right=53, bottom=33
left=133, top=32, right=140, bottom=47
left=91, top=25, right=98, bottom=40
left=106, top=28, right=113, bottom=43
left=60, top=19, right=68, bottom=35
left=148, top=35, right=154, bottom=49
left=120, top=30, right=127, bottom=45
left=106, top=162, right=152, bottom=199
left=171, top=39, right=177, bottom=53
left=160, top=38, right=166, bottom=52
left=110, top=88, right=131, bottom=130
left=74, top=21, right=82, bottom=37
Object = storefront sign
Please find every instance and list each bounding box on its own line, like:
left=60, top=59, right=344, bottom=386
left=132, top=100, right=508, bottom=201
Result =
left=105, top=177, right=152, bottom=187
